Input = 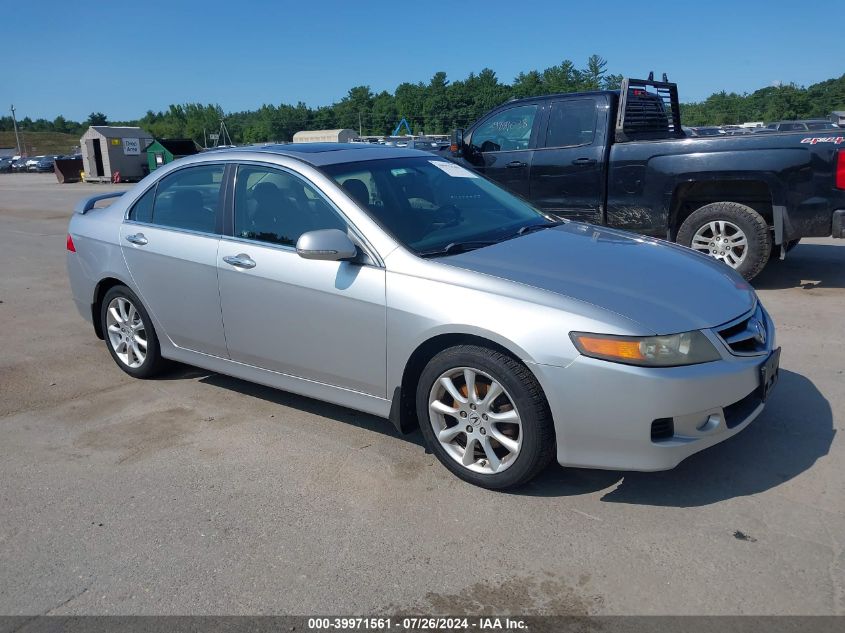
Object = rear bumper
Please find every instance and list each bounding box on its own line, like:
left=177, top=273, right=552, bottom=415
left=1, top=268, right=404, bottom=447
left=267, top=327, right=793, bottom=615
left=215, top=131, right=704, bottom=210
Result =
left=529, top=348, right=773, bottom=472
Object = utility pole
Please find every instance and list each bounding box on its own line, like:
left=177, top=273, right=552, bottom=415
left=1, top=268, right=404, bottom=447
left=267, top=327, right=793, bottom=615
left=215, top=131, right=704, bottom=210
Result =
left=10, top=105, right=22, bottom=156
left=358, top=111, right=362, bottom=137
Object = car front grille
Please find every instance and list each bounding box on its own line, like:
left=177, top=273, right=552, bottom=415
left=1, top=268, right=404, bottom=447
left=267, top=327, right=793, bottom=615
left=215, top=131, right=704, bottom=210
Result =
left=715, top=304, right=769, bottom=356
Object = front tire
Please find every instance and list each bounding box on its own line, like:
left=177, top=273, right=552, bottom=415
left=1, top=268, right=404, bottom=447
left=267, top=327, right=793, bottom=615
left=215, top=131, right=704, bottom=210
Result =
left=416, top=345, right=555, bottom=490
left=100, top=285, right=166, bottom=378
left=677, top=201, right=771, bottom=280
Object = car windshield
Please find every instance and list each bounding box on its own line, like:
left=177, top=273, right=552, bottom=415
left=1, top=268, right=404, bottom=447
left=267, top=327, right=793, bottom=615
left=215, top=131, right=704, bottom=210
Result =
left=321, top=156, right=552, bottom=254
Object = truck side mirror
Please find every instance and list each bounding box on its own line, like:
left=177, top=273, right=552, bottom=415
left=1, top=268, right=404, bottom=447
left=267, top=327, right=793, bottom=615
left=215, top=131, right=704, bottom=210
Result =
left=450, top=129, right=465, bottom=157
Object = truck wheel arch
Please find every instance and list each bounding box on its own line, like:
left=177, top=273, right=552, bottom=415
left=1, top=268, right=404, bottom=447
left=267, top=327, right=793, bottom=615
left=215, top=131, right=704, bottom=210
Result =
left=669, top=178, right=779, bottom=241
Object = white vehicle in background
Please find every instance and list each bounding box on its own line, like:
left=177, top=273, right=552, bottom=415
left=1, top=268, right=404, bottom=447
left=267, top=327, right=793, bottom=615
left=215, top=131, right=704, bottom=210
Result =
left=26, top=156, right=44, bottom=172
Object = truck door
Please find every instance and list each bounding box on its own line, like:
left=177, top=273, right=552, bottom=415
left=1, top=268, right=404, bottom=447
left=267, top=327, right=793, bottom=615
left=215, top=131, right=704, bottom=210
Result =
left=530, top=97, right=607, bottom=222
left=462, top=103, right=540, bottom=198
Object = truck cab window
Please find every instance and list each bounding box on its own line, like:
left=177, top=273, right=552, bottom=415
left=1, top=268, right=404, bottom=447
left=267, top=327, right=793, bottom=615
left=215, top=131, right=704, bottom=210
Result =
left=545, top=100, right=597, bottom=148
left=470, top=105, right=538, bottom=153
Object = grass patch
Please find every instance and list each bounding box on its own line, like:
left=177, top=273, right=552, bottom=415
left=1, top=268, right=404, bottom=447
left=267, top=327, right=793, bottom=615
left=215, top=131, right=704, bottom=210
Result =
left=0, top=131, right=79, bottom=156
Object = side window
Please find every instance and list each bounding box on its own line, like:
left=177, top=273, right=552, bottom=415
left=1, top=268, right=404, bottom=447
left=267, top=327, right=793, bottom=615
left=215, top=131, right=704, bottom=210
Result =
left=234, top=165, right=346, bottom=247
left=128, top=186, right=155, bottom=223
left=544, top=99, right=597, bottom=148
left=150, top=164, right=224, bottom=233
left=470, top=105, right=538, bottom=153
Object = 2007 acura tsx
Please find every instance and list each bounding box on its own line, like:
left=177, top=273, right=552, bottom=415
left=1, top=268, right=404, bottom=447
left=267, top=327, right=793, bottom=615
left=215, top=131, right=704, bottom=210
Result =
left=66, top=144, right=780, bottom=489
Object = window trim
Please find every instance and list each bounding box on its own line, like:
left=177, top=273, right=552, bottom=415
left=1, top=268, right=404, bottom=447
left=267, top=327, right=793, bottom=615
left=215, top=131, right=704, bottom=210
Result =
left=229, top=160, right=384, bottom=267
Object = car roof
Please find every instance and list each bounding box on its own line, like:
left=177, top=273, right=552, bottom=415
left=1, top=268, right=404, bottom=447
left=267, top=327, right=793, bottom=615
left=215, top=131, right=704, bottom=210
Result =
left=205, top=143, right=433, bottom=167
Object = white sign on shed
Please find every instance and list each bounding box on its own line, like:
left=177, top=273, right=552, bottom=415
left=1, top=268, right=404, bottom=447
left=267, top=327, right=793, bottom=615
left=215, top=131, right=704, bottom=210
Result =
left=122, top=138, right=140, bottom=155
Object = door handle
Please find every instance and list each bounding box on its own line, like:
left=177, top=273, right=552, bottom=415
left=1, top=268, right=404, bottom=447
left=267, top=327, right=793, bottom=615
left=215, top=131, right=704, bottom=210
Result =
left=571, top=158, right=597, bottom=166
left=506, top=160, right=526, bottom=168
left=125, top=233, right=148, bottom=245
left=223, top=254, right=256, bottom=269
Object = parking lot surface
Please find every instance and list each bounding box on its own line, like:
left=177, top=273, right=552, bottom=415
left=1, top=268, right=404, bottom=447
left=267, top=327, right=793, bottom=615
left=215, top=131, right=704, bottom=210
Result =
left=0, top=173, right=843, bottom=615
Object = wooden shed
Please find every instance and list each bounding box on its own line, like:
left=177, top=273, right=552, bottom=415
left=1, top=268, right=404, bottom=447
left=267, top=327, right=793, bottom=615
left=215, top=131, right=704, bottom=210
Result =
left=146, top=138, right=199, bottom=171
left=80, top=126, right=153, bottom=182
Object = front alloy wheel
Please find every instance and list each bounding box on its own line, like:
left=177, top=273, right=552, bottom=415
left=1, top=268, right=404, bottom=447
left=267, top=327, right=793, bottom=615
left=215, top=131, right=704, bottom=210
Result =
left=416, top=345, right=555, bottom=489
left=428, top=367, right=522, bottom=474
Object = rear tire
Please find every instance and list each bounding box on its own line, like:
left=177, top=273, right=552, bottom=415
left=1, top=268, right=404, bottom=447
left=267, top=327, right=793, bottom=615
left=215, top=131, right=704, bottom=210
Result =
left=416, top=345, right=555, bottom=490
left=100, top=285, right=167, bottom=379
left=677, top=201, right=771, bottom=280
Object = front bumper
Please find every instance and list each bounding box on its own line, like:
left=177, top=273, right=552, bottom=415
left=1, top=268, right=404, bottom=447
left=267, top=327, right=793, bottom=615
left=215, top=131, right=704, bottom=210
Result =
left=529, top=338, right=776, bottom=472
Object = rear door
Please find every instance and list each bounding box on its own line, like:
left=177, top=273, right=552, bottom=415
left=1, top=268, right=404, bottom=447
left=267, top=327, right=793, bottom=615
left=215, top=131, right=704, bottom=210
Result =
left=120, top=163, right=228, bottom=357
left=462, top=103, right=541, bottom=198
left=529, top=96, right=607, bottom=222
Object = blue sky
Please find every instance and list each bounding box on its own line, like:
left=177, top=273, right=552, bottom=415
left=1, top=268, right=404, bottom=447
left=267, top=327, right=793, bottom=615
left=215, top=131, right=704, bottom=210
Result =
left=3, top=0, right=838, bottom=122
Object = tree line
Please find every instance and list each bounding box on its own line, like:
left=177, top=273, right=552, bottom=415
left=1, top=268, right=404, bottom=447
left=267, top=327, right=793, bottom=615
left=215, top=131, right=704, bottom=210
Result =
left=2, top=56, right=843, bottom=146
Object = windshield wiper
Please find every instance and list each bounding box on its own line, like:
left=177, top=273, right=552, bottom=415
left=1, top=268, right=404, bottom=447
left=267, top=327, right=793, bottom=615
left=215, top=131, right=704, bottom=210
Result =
left=516, top=220, right=566, bottom=236
left=418, top=240, right=500, bottom=258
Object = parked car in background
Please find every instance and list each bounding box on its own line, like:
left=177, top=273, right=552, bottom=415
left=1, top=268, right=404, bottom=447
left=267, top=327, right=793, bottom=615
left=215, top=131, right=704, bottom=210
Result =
left=26, top=156, right=44, bottom=172
left=35, top=155, right=58, bottom=172
left=691, top=126, right=724, bottom=136
left=765, top=120, right=840, bottom=132
left=0, top=158, right=13, bottom=173
left=66, top=144, right=779, bottom=489
left=445, top=76, right=845, bottom=280
left=722, top=126, right=751, bottom=135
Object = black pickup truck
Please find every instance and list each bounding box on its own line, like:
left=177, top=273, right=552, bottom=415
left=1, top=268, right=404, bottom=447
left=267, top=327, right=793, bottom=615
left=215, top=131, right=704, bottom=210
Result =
left=445, top=77, right=845, bottom=279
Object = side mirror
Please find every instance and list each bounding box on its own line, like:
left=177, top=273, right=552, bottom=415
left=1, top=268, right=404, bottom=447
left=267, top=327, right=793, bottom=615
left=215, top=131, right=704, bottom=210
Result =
left=296, top=229, right=357, bottom=261
left=450, top=128, right=465, bottom=156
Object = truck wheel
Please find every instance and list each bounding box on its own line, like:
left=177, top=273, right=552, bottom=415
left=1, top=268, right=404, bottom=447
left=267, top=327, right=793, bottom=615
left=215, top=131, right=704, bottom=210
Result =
left=677, top=202, right=771, bottom=280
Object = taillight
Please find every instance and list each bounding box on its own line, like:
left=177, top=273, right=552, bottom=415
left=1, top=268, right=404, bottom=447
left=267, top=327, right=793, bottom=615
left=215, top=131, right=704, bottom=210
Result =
left=837, top=150, right=845, bottom=190
left=66, top=234, right=76, bottom=252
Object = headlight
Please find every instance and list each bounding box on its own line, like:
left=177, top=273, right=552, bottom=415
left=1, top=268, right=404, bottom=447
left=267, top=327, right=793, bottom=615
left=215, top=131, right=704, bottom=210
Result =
left=569, top=330, right=721, bottom=367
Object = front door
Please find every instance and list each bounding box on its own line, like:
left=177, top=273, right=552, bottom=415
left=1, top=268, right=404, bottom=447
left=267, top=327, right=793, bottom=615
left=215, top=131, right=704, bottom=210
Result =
left=217, top=163, right=387, bottom=397
left=463, top=103, right=540, bottom=199
left=120, top=163, right=228, bottom=357
left=530, top=97, right=606, bottom=222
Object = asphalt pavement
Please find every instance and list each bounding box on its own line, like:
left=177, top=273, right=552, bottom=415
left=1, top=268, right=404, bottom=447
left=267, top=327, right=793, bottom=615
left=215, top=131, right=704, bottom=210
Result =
left=0, top=174, right=842, bottom=615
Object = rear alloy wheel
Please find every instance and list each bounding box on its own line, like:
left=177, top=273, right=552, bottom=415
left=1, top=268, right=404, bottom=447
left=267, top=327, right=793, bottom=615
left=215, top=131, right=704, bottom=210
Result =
left=100, top=285, right=166, bottom=378
left=677, top=201, right=771, bottom=280
left=416, top=345, right=555, bottom=489
left=690, top=220, right=749, bottom=269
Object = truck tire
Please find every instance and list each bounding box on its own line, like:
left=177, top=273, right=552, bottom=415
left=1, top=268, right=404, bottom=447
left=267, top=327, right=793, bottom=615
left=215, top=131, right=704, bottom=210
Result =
left=677, top=202, right=771, bottom=280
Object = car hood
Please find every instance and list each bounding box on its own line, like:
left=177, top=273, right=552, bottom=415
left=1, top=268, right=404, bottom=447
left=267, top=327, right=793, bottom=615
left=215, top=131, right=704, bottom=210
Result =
left=437, top=223, right=756, bottom=335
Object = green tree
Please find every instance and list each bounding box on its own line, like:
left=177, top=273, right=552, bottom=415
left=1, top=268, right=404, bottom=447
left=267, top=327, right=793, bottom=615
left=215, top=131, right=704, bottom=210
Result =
left=87, top=112, right=108, bottom=126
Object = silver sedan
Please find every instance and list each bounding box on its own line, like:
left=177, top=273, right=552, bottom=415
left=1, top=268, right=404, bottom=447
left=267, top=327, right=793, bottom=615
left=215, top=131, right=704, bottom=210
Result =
left=66, top=145, right=779, bottom=489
